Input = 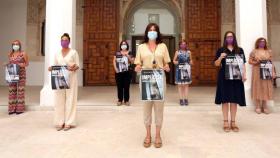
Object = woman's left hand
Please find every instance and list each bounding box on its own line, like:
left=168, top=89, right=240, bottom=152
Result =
left=242, top=75, right=247, bottom=82
left=163, top=64, right=170, bottom=72
left=19, top=63, right=25, bottom=67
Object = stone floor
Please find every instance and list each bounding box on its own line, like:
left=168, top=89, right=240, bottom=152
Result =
left=0, top=85, right=279, bottom=158
left=0, top=107, right=280, bottom=158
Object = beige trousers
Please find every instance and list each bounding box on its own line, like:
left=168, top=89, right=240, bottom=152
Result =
left=54, top=73, right=78, bottom=126
left=143, top=101, right=164, bottom=127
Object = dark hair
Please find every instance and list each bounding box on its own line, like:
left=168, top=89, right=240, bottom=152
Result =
left=143, top=23, right=162, bottom=44
left=119, top=40, right=129, bottom=51
left=61, top=33, right=71, bottom=41
left=255, top=37, right=268, bottom=50
left=223, top=31, right=240, bottom=53
left=11, top=40, right=22, bottom=53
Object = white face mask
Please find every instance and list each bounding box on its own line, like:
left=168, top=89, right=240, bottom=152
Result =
left=148, top=31, right=158, bottom=40
left=121, top=45, right=128, bottom=50
left=12, top=45, right=20, bottom=51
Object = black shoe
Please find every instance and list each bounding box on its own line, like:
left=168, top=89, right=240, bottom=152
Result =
left=180, top=99, right=184, bottom=106
left=8, top=112, right=16, bottom=115
left=184, top=99, right=189, bottom=106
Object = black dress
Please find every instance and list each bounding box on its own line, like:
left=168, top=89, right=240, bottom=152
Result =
left=214, top=47, right=246, bottom=106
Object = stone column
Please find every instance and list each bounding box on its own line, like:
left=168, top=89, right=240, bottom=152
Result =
left=40, top=0, right=76, bottom=106
left=235, top=0, right=269, bottom=106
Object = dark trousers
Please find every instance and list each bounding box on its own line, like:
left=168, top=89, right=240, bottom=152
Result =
left=115, top=71, right=131, bottom=102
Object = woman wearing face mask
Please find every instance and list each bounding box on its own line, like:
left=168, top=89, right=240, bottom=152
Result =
left=113, top=40, right=134, bottom=106
left=249, top=38, right=276, bottom=114
left=173, top=39, right=193, bottom=106
left=135, top=23, right=171, bottom=148
left=214, top=31, right=246, bottom=132
left=6, top=40, right=29, bottom=115
left=48, top=33, right=79, bottom=131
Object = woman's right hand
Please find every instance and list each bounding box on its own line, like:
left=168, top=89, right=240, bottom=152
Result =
left=219, top=53, right=227, bottom=59
left=48, top=66, right=52, bottom=71
left=135, top=65, right=142, bottom=72
left=173, top=61, right=178, bottom=65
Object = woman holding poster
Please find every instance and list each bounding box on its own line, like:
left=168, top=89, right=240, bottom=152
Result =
left=173, top=39, right=193, bottom=106
left=134, top=23, right=171, bottom=148
left=6, top=40, right=29, bottom=115
left=214, top=31, right=246, bottom=133
left=48, top=33, right=79, bottom=131
left=249, top=37, right=276, bottom=114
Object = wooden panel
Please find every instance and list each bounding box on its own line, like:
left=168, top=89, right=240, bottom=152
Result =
left=186, top=0, right=221, bottom=86
left=83, top=0, right=119, bottom=86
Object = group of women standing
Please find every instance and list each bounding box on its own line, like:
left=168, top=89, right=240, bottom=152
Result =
left=5, top=23, right=276, bottom=147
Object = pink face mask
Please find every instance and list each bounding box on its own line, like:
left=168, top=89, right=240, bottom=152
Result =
left=258, top=41, right=266, bottom=48
left=61, top=40, right=70, bottom=48
left=180, top=44, right=187, bottom=50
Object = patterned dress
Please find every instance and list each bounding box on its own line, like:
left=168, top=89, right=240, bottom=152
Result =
left=8, top=52, right=26, bottom=113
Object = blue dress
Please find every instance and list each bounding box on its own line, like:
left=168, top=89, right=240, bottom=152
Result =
left=214, top=47, right=246, bottom=106
left=175, top=50, right=192, bottom=85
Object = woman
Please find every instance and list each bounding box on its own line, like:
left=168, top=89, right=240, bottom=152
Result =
left=7, top=40, right=29, bottom=115
left=214, top=31, right=246, bottom=132
left=173, top=39, right=193, bottom=106
left=135, top=23, right=171, bottom=148
left=113, top=40, right=134, bottom=106
left=48, top=33, right=79, bottom=131
left=249, top=37, right=276, bottom=114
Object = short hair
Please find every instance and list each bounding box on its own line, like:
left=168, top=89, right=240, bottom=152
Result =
left=61, top=33, right=71, bottom=41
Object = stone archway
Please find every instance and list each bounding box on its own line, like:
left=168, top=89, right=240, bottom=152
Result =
left=119, top=0, right=184, bottom=39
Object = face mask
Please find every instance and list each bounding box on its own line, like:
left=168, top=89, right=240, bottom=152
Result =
left=180, top=44, right=187, bottom=50
left=226, top=37, right=234, bottom=45
left=12, top=45, right=20, bottom=51
left=121, top=45, right=128, bottom=50
left=148, top=31, right=158, bottom=40
left=61, top=40, right=70, bottom=48
left=258, top=41, right=266, bottom=48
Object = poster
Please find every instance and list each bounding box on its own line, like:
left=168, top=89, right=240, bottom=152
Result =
left=51, top=66, right=70, bottom=90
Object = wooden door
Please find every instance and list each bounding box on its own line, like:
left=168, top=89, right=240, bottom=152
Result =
left=185, top=0, right=221, bottom=86
left=83, top=0, right=119, bottom=86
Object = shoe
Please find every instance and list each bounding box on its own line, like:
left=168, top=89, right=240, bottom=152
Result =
left=63, top=125, right=72, bottom=131
left=154, top=137, right=162, bottom=148
left=117, top=101, right=122, bottom=106
left=230, top=121, right=239, bottom=132
left=55, top=125, right=64, bottom=131
left=143, top=137, right=152, bottom=148
left=184, top=99, right=189, bottom=106
left=124, top=102, right=130, bottom=106
left=223, top=120, right=230, bottom=132
left=16, top=112, right=23, bottom=115
left=179, top=99, right=184, bottom=106
left=255, top=108, right=261, bottom=114
left=262, top=105, right=270, bottom=114
left=8, top=111, right=16, bottom=115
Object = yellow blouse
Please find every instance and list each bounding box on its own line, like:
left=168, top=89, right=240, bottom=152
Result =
left=134, top=43, right=171, bottom=69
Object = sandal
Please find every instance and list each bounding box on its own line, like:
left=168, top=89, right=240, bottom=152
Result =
left=223, top=120, right=230, bottom=132
left=143, top=137, right=152, bottom=148
left=154, top=137, right=162, bottom=148
left=262, top=105, right=270, bottom=114
left=55, top=125, right=64, bottom=131
left=63, top=125, right=72, bottom=131
left=255, top=108, right=262, bottom=114
left=230, top=121, right=239, bottom=132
